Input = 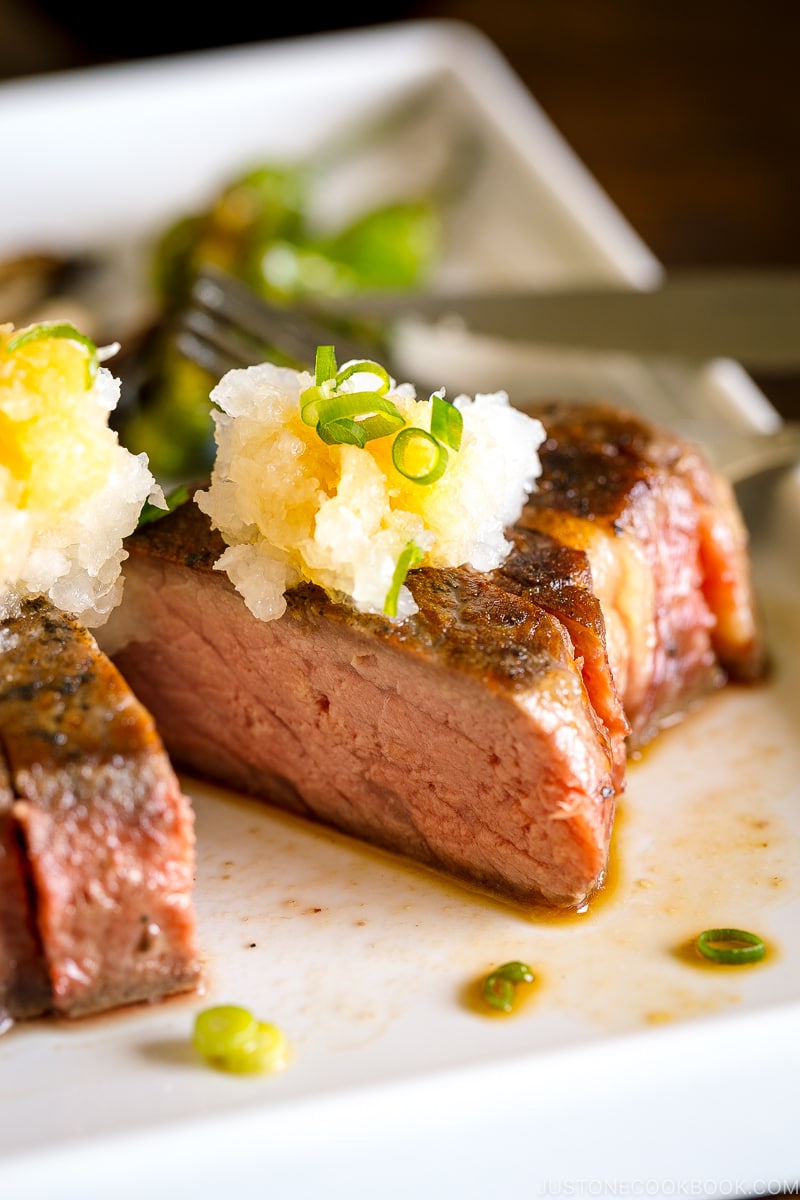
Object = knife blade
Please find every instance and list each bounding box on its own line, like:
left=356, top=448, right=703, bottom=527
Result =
left=310, top=270, right=800, bottom=370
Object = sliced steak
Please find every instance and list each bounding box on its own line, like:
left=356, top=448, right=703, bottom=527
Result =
left=493, top=523, right=629, bottom=786
left=105, top=499, right=622, bottom=908
left=0, top=748, right=50, bottom=1025
left=521, top=401, right=764, bottom=747
left=0, top=599, right=200, bottom=1019
left=103, top=400, right=764, bottom=909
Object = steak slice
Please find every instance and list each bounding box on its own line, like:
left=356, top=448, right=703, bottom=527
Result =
left=522, top=401, right=765, bottom=747
left=493, top=523, right=629, bottom=787
left=0, top=599, right=200, bottom=1020
left=103, top=400, right=764, bottom=910
left=106, top=500, right=624, bottom=910
left=0, top=748, right=50, bottom=1025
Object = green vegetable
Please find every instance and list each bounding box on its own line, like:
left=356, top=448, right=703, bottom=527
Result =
left=695, top=928, right=766, bottom=965
left=5, top=321, right=99, bottom=388
left=483, top=961, right=535, bottom=1013
left=316, top=393, right=406, bottom=447
left=152, top=165, right=308, bottom=309
left=302, top=346, right=460, bottom=487
left=430, top=392, right=463, bottom=451
left=193, top=1004, right=289, bottom=1074
left=335, top=358, right=392, bottom=391
left=384, top=541, right=424, bottom=619
left=313, top=343, right=338, bottom=386
left=301, top=347, right=404, bottom=446
left=137, top=484, right=191, bottom=529
left=321, top=201, right=440, bottom=291
left=391, top=426, right=448, bottom=485
left=126, top=156, right=442, bottom=487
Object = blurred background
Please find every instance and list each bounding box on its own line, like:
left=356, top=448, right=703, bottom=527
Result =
left=1, top=0, right=798, bottom=417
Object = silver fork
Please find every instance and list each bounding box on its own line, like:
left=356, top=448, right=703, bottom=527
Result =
left=177, top=267, right=800, bottom=486
left=177, top=269, right=400, bottom=381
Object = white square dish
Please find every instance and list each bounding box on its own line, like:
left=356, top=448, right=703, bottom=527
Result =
left=1, top=19, right=798, bottom=1198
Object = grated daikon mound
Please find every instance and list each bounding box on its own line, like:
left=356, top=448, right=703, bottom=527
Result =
left=0, top=323, right=163, bottom=627
left=196, top=358, right=546, bottom=622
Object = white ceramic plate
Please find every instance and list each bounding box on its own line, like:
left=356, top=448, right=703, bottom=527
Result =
left=1, top=20, right=799, bottom=1198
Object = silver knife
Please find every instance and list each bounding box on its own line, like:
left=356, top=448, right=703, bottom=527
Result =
left=312, top=270, right=800, bottom=371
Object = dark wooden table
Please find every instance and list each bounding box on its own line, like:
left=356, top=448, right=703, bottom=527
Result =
left=2, top=0, right=799, bottom=417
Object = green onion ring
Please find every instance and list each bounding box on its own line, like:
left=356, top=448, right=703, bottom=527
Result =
left=335, top=359, right=391, bottom=394
left=300, top=379, right=337, bottom=426
left=314, top=391, right=404, bottom=428
left=695, top=928, right=766, bottom=965
left=392, top=426, right=448, bottom=484
left=430, top=393, right=463, bottom=451
left=316, top=397, right=406, bottom=447
left=314, top=344, right=337, bottom=385
left=193, top=1004, right=259, bottom=1058
left=219, top=1019, right=289, bottom=1075
left=384, top=541, right=424, bottom=618
left=324, top=412, right=405, bottom=446
left=193, top=1004, right=289, bottom=1074
left=483, top=961, right=535, bottom=1013
left=5, top=321, right=100, bottom=387
left=316, top=417, right=368, bottom=447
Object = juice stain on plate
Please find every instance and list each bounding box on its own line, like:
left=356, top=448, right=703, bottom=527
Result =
left=525, top=682, right=800, bottom=1032
left=187, top=656, right=800, bottom=1047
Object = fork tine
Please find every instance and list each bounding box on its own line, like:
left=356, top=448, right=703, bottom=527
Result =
left=177, top=306, right=274, bottom=378
left=178, top=267, right=392, bottom=380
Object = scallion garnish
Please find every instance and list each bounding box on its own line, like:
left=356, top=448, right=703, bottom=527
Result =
left=430, top=392, right=463, bottom=451
left=301, top=347, right=404, bottom=445
left=695, top=928, right=766, bottom=965
left=299, top=381, right=335, bottom=426
left=392, top=426, right=448, bottom=485
left=314, top=344, right=338, bottom=385
left=137, top=484, right=191, bottom=529
left=384, top=541, right=424, bottom=619
left=5, top=321, right=100, bottom=388
left=193, top=1004, right=289, bottom=1074
left=313, top=392, right=396, bottom=426
left=301, top=345, right=462, bottom=518
left=483, top=961, right=535, bottom=1013
left=335, top=359, right=392, bottom=393
left=316, top=416, right=371, bottom=447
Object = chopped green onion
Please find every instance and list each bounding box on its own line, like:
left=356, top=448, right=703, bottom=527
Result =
left=430, top=393, right=463, bottom=451
left=304, top=385, right=406, bottom=447
left=695, top=928, right=766, bottom=965
left=483, top=961, right=535, bottom=1013
left=304, top=346, right=456, bottom=484
left=217, top=1020, right=288, bottom=1075
left=193, top=1004, right=289, bottom=1074
left=5, top=321, right=100, bottom=388
left=315, top=392, right=405, bottom=447
left=314, top=344, right=337, bottom=385
left=314, top=391, right=404, bottom=428
left=193, top=1004, right=257, bottom=1056
left=302, top=350, right=398, bottom=443
left=392, top=426, right=448, bottom=485
left=316, top=416, right=368, bottom=448
left=335, top=359, right=392, bottom=394
left=384, top=541, right=424, bottom=618
left=137, top=484, right=191, bottom=528
left=300, top=380, right=336, bottom=426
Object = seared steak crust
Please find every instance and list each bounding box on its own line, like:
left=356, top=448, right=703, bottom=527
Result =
left=495, top=524, right=629, bottom=788
left=0, top=599, right=200, bottom=1020
left=522, top=401, right=764, bottom=745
